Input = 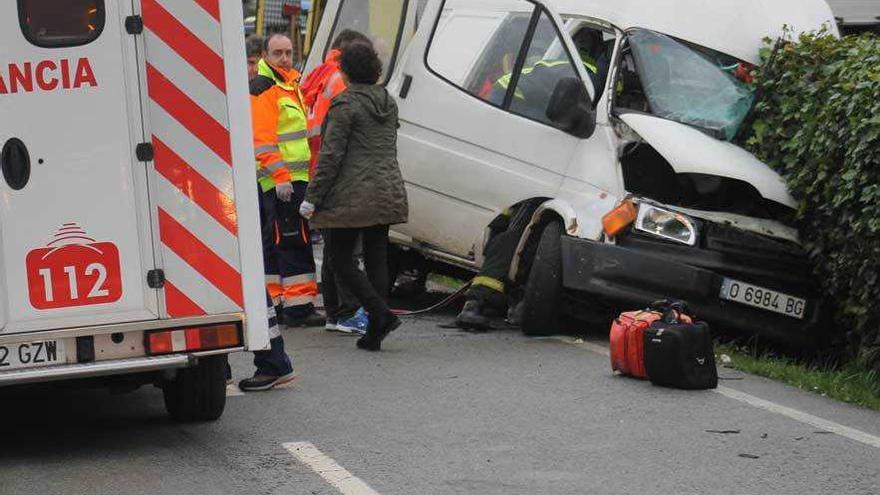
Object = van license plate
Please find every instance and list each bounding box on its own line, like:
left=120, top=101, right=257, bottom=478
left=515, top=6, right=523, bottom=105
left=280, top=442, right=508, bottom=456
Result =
left=720, top=279, right=806, bottom=320
left=0, top=340, right=65, bottom=371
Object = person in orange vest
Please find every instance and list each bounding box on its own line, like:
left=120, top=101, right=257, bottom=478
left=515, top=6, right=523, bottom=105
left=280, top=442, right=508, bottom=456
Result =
left=240, top=33, right=320, bottom=391
left=301, top=30, right=372, bottom=335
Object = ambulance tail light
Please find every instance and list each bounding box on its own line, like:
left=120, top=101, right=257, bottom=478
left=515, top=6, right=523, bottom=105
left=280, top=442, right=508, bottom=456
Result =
left=146, top=324, right=242, bottom=355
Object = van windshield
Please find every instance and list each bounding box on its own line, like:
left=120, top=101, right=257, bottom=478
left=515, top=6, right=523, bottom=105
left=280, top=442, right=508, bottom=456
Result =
left=626, top=29, right=755, bottom=141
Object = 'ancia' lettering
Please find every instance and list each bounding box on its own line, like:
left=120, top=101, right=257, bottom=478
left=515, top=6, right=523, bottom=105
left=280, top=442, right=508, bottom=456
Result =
left=0, top=58, right=98, bottom=94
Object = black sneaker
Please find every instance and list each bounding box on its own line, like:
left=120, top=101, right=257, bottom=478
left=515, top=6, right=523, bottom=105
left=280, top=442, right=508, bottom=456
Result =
left=238, top=372, right=296, bottom=391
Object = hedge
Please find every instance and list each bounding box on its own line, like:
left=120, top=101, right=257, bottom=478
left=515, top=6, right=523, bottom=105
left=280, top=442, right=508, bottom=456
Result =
left=742, top=31, right=880, bottom=368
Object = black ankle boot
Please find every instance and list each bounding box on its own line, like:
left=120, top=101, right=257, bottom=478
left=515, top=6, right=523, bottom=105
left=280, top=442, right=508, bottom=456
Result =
left=455, top=300, right=491, bottom=331
left=356, top=312, right=401, bottom=351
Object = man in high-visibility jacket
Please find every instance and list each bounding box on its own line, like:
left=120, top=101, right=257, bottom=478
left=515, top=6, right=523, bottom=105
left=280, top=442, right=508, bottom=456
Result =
left=242, top=33, right=319, bottom=391
left=252, top=33, right=323, bottom=327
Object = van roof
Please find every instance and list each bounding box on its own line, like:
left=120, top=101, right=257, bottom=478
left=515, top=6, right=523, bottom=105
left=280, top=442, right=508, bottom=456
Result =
left=548, top=0, right=838, bottom=64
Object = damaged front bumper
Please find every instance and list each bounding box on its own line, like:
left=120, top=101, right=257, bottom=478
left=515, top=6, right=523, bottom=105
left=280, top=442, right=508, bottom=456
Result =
left=560, top=228, right=832, bottom=349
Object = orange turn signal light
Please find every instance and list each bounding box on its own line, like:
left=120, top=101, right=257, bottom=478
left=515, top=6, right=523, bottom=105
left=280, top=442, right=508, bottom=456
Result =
left=602, top=201, right=638, bottom=237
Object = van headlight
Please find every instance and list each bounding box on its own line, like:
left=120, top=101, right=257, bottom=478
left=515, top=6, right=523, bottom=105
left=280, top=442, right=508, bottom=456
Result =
left=635, top=205, right=698, bottom=246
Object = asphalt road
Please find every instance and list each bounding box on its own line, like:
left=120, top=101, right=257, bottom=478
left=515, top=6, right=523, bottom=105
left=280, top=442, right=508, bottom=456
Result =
left=1, top=304, right=878, bottom=495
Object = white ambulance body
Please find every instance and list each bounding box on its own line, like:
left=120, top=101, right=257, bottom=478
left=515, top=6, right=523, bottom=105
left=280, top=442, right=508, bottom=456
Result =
left=0, top=0, right=267, bottom=421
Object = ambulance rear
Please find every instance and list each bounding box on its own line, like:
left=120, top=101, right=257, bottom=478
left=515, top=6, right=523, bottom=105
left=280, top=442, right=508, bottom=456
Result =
left=0, top=0, right=266, bottom=421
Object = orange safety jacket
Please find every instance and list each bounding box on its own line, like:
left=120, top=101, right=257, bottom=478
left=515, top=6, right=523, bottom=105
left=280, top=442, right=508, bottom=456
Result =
left=301, top=49, right=347, bottom=180
left=251, top=59, right=312, bottom=191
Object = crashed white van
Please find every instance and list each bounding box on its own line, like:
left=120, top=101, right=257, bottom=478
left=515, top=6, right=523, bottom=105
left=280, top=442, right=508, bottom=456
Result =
left=308, top=0, right=838, bottom=348
left=0, top=0, right=266, bottom=420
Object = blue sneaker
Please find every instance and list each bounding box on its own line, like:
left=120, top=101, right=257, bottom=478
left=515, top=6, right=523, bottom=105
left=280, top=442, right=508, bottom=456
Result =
left=325, top=319, right=338, bottom=332
left=336, top=308, right=369, bottom=335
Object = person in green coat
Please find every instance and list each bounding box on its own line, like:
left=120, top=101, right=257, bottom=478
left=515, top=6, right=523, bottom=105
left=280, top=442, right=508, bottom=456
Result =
left=300, top=42, right=409, bottom=351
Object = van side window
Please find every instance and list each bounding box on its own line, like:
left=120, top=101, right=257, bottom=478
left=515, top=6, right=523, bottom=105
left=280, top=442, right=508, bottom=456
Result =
left=18, top=0, right=105, bottom=48
left=426, top=0, right=535, bottom=106
left=325, top=0, right=408, bottom=84
left=507, top=12, right=581, bottom=125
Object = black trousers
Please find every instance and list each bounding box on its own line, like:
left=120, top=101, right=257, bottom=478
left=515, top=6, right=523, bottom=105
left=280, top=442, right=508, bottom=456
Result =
left=322, top=225, right=392, bottom=324
left=322, top=243, right=361, bottom=322
left=466, top=200, right=543, bottom=306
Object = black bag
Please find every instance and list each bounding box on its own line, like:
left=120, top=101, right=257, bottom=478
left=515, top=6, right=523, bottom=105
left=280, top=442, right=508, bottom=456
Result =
left=275, top=199, right=311, bottom=250
left=644, top=321, right=718, bottom=390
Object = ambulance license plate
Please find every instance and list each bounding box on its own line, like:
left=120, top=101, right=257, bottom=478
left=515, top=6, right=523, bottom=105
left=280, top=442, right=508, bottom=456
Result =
left=720, top=279, right=806, bottom=319
left=0, top=340, right=65, bottom=371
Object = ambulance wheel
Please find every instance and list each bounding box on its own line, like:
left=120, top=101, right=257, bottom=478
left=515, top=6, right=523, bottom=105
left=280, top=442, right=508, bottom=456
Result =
left=521, top=221, right=563, bottom=336
left=163, top=354, right=228, bottom=422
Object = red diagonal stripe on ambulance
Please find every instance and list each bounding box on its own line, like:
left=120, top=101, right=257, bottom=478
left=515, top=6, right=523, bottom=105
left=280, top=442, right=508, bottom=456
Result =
left=193, top=0, right=221, bottom=21
left=164, top=281, right=206, bottom=317
left=147, top=65, right=232, bottom=165
left=142, top=0, right=226, bottom=92
left=153, top=137, right=238, bottom=235
left=159, top=209, right=243, bottom=308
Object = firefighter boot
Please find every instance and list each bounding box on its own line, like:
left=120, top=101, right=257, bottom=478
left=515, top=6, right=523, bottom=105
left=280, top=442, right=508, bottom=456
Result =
left=455, top=300, right=492, bottom=331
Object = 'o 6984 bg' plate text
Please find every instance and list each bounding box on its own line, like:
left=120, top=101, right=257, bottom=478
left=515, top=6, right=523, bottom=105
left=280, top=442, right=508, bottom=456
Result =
left=720, top=278, right=807, bottom=319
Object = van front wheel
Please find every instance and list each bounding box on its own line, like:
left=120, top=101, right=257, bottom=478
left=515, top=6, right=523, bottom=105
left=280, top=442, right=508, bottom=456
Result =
left=521, top=221, right=563, bottom=336
left=163, top=354, right=228, bottom=422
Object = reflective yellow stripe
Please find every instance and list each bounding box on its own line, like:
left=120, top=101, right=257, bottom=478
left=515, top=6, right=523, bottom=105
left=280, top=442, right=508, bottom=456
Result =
left=257, top=160, right=309, bottom=179
left=255, top=144, right=280, bottom=155
left=472, top=276, right=505, bottom=294
left=257, top=159, right=287, bottom=178
left=283, top=274, right=317, bottom=285
left=286, top=160, right=310, bottom=171
left=279, top=130, right=309, bottom=142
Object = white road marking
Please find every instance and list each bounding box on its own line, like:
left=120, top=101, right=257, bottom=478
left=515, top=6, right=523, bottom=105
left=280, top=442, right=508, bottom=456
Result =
left=226, top=384, right=244, bottom=397
left=283, top=442, right=382, bottom=495
left=554, top=336, right=880, bottom=449
left=715, top=386, right=880, bottom=449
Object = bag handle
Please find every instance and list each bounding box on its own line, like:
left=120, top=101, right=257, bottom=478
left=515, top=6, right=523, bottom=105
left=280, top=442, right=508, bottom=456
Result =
left=649, top=299, right=693, bottom=323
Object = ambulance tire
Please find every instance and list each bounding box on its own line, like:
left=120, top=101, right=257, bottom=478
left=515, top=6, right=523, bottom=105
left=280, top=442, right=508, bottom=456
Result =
left=163, top=354, right=228, bottom=422
left=521, top=221, right=563, bottom=337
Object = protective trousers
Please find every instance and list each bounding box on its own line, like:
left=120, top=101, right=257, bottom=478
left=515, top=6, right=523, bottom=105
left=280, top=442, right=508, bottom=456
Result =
left=466, top=201, right=543, bottom=308
left=253, top=290, right=294, bottom=376
left=260, top=181, right=319, bottom=323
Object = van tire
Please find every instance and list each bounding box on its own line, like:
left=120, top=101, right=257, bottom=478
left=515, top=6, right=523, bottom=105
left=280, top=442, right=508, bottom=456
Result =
left=163, top=354, right=227, bottom=422
left=521, top=221, right=563, bottom=336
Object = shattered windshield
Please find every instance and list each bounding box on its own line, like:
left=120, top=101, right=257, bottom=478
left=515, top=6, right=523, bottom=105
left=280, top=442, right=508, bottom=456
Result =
left=627, top=29, right=755, bottom=141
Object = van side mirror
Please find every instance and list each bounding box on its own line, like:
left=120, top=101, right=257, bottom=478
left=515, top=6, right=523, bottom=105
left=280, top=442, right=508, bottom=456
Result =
left=546, top=77, right=596, bottom=139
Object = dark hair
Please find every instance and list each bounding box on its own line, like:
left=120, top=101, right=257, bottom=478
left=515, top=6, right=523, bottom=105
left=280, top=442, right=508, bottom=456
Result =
left=339, top=42, right=383, bottom=85
left=331, top=29, right=371, bottom=50
left=245, top=34, right=264, bottom=58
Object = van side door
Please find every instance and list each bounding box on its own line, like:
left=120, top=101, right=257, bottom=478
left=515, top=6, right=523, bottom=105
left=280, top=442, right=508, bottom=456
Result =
left=391, top=0, right=594, bottom=259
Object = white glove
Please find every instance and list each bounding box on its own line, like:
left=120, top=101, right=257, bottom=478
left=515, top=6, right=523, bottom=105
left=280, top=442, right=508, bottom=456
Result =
left=275, top=181, right=294, bottom=202
left=299, top=201, right=315, bottom=219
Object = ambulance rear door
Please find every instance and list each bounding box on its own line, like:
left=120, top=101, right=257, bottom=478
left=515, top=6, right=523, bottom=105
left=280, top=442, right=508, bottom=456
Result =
left=0, top=0, right=160, bottom=334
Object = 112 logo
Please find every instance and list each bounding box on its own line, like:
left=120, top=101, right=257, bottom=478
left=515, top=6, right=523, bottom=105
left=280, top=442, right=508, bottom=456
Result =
left=26, top=224, right=122, bottom=310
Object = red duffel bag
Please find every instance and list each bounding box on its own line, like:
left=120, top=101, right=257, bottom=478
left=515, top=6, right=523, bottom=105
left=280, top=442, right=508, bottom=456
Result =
left=609, top=301, right=692, bottom=379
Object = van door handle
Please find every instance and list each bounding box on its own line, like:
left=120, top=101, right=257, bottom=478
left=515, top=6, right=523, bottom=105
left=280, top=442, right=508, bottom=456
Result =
left=1, top=138, right=31, bottom=190
left=399, top=74, right=413, bottom=99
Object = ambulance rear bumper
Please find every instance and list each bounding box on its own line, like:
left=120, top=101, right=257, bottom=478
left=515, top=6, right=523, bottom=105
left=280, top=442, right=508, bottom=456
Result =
left=0, top=348, right=244, bottom=387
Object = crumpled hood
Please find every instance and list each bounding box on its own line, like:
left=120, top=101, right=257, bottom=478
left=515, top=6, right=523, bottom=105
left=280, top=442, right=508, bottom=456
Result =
left=348, top=84, right=395, bottom=123
left=619, top=113, right=796, bottom=208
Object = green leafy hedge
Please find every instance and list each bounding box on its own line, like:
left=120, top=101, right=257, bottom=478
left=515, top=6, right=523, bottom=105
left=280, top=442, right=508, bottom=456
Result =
left=742, top=32, right=880, bottom=367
